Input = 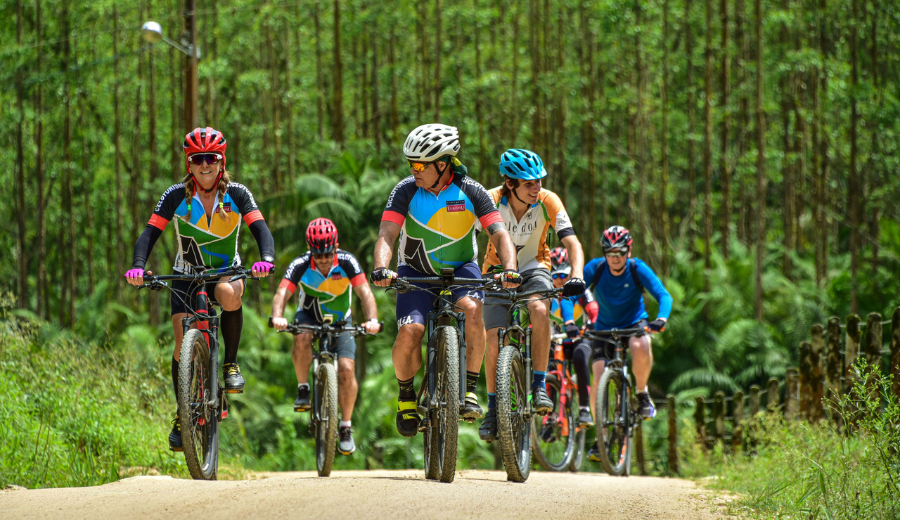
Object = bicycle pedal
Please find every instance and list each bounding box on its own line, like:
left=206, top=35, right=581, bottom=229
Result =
left=416, top=405, right=428, bottom=416
left=224, top=388, right=243, bottom=394
left=169, top=446, right=184, bottom=452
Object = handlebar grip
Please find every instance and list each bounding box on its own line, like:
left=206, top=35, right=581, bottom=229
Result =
left=377, top=322, right=384, bottom=333
left=267, top=316, right=274, bottom=328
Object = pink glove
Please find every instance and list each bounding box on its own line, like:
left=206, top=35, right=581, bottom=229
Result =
left=252, top=261, right=275, bottom=275
left=124, top=268, right=144, bottom=285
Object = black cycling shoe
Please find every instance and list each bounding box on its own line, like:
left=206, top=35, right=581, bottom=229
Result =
left=577, top=408, right=594, bottom=428
left=587, top=441, right=601, bottom=462
left=479, top=409, right=498, bottom=442
left=294, top=385, right=311, bottom=412
left=539, top=421, right=556, bottom=443
left=338, top=426, right=356, bottom=455
left=396, top=401, right=420, bottom=438
left=532, top=386, right=553, bottom=415
left=637, top=392, right=657, bottom=420
left=461, top=392, right=483, bottom=420
left=223, top=363, right=245, bottom=394
left=168, top=415, right=183, bottom=452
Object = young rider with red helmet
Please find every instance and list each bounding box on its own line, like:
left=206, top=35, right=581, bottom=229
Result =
left=124, top=127, right=275, bottom=451
left=270, top=218, right=380, bottom=455
left=584, top=225, right=673, bottom=461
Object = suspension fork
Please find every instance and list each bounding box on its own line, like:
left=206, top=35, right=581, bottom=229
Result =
left=426, top=311, right=438, bottom=408
left=194, top=289, right=220, bottom=409
left=456, top=311, right=467, bottom=408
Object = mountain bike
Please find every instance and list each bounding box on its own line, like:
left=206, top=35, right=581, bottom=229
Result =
left=267, top=315, right=382, bottom=477
left=484, top=286, right=563, bottom=482
left=137, top=265, right=261, bottom=480
left=388, top=268, right=497, bottom=483
left=584, top=327, right=645, bottom=476
left=531, top=331, right=586, bottom=472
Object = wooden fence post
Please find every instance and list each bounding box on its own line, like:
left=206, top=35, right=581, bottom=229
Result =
left=714, top=391, right=726, bottom=447
left=892, top=308, right=900, bottom=402
left=826, top=317, right=842, bottom=423
left=767, top=378, right=780, bottom=412
left=785, top=368, right=799, bottom=420
left=865, top=313, right=882, bottom=372
left=798, top=342, right=812, bottom=419
left=694, top=396, right=707, bottom=449
left=732, top=390, right=744, bottom=452
left=810, top=325, right=825, bottom=423
left=749, top=385, right=760, bottom=417
left=845, top=314, right=861, bottom=395
left=667, top=394, right=678, bottom=474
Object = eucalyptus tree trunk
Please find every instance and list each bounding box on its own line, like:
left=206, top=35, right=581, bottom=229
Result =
left=473, top=0, right=487, bottom=183
left=754, top=0, right=766, bottom=322
left=661, top=0, right=670, bottom=274
left=719, top=0, right=731, bottom=260
left=314, top=1, right=324, bottom=139
left=848, top=0, right=859, bottom=314
left=332, top=0, right=344, bottom=144
left=433, top=0, right=442, bottom=122
left=36, top=0, right=45, bottom=317
left=737, top=0, right=750, bottom=245
left=703, top=0, right=713, bottom=274
left=580, top=2, right=597, bottom=256
left=685, top=0, right=697, bottom=255
left=15, top=0, right=26, bottom=309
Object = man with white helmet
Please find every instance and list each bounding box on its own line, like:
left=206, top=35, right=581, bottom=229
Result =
left=371, top=124, right=520, bottom=438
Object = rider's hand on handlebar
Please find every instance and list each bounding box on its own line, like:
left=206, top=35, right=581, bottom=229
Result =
left=251, top=261, right=275, bottom=278
left=272, top=317, right=289, bottom=331
left=565, top=322, right=581, bottom=339
left=124, top=268, right=145, bottom=286
left=362, top=319, right=381, bottom=334
left=562, top=277, right=586, bottom=298
left=370, top=267, right=397, bottom=287
left=501, top=269, right=521, bottom=289
left=645, top=318, right=667, bottom=334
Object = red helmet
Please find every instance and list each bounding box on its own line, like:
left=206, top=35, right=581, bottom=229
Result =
left=306, top=218, right=339, bottom=254
left=549, top=247, right=569, bottom=269
left=183, top=127, right=227, bottom=189
left=602, top=225, right=634, bottom=252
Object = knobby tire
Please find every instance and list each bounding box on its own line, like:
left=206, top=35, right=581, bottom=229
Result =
left=531, top=374, right=576, bottom=471
left=496, top=345, right=532, bottom=482
left=315, top=362, right=339, bottom=477
left=178, top=329, right=219, bottom=480
left=423, top=326, right=459, bottom=483
left=595, top=368, right=633, bottom=476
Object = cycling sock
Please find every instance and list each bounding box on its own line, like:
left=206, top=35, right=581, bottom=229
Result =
left=532, top=371, right=546, bottom=391
left=298, top=383, right=309, bottom=390
left=340, top=420, right=351, bottom=428
left=638, top=386, right=648, bottom=395
left=580, top=406, right=590, bottom=412
left=487, top=392, right=497, bottom=410
left=221, top=307, right=243, bottom=365
left=573, top=341, right=592, bottom=407
left=171, top=357, right=179, bottom=398
left=466, top=371, right=479, bottom=394
left=397, top=376, right=416, bottom=401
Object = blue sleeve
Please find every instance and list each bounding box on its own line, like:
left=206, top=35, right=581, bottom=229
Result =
left=559, top=297, right=575, bottom=323
left=583, top=257, right=602, bottom=287
left=635, top=260, right=673, bottom=320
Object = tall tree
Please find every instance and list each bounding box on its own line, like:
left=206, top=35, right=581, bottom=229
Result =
left=719, top=0, right=731, bottom=259
left=848, top=0, right=860, bottom=313
left=703, top=0, right=714, bottom=274
left=661, top=0, right=671, bottom=273
left=15, top=0, right=26, bottom=309
left=433, top=0, right=442, bottom=121
left=34, top=0, right=45, bottom=317
left=332, top=0, right=344, bottom=144
left=754, top=0, right=767, bottom=321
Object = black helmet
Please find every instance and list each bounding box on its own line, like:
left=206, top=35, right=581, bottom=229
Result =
left=601, top=225, right=634, bottom=252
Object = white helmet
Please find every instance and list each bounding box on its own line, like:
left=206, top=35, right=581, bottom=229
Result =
left=403, top=124, right=460, bottom=162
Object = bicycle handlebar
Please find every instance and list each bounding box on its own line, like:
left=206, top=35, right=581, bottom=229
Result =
left=135, top=266, right=266, bottom=290
left=484, top=287, right=563, bottom=302
left=267, top=316, right=384, bottom=337
left=583, top=327, right=646, bottom=339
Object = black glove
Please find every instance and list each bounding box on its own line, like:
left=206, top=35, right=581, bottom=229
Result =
left=646, top=319, right=667, bottom=333
left=370, top=267, right=396, bottom=282
left=565, top=322, right=581, bottom=339
left=562, top=277, right=585, bottom=298
left=501, top=270, right=521, bottom=285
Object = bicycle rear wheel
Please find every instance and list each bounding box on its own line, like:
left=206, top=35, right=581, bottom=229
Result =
left=178, top=329, right=219, bottom=480
left=595, top=368, right=632, bottom=476
left=568, top=426, right=586, bottom=472
left=423, top=326, right=459, bottom=483
left=496, top=345, right=532, bottom=482
left=315, top=362, right=339, bottom=477
left=531, top=373, right=576, bottom=471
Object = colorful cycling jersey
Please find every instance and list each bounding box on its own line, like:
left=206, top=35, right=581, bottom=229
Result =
left=278, top=249, right=367, bottom=323
left=476, top=188, right=575, bottom=273
left=584, top=257, right=673, bottom=329
left=382, top=173, right=503, bottom=275
left=550, top=289, right=598, bottom=329
left=148, top=183, right=265, bottom=273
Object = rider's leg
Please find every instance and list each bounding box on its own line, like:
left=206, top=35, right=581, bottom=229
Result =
left=393, top=323, right=425, bottom=381
left=527, top=298, right=552, bottom=388
left=484, top=328, right=500, bottom=398
left=214, top=277, right=245, bottom=365
left=590, top=359, right=606, bottom=424
left=291, top=333, right=314, bottom=384
left=572, top=340, right=592, bottom=408
left=629, top=334, right=653, bottom=393
left=337, top=357, right=357, bottom=422
left=457, top=295, right=485, bottom=376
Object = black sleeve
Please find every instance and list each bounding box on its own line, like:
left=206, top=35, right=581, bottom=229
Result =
left=383, top=176, right=416, bottom=219
left=132, top=225, right=163, bottom=269
left=248, top=220, right=275, bottom=263
left=226, top=182, right=261, bottom=214
left=283, top=254, right=312, bottom=285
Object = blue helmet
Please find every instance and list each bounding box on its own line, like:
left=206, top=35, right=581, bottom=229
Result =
left=499, top=149, right=547, bottom=180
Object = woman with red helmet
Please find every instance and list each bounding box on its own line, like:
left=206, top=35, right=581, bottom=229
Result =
left=270, top=218, right=380, bottom=456
left=124, top=127, right=275, bottom=452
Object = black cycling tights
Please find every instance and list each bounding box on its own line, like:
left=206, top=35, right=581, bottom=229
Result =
left=572, top=342, right=592, bottom=407
left=221, top=306, right=243, bottom=365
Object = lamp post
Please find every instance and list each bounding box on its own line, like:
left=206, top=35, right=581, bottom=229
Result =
left=142, top=3, right=199, bottom=133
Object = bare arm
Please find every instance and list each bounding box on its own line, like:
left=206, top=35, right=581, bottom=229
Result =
left=372, top=221, right=401, bottom=287
left=561, top=235, right=585, bottom=280
left=270, top=285, right=293, bottom=330
left=487, top=224, right=517, bottom=271
left=353, top=283, right=378, bottom=322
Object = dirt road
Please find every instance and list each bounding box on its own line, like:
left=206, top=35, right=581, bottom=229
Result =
left=1, top=470, right=726, bottom=519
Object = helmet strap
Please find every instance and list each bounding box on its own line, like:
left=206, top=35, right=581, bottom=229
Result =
left=510, top=181, right=529, bottom=206
left=429, top=160, right=449, bottom=190
left=191, top=171, right=223, bottom=194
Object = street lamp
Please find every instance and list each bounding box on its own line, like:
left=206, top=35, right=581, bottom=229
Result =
left=142, top=12, right=199, bottom=134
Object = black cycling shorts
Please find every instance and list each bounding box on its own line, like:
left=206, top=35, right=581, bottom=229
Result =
left=169, top=277, right=245, bottom=316
left=591, top=319, right=649, bottom=363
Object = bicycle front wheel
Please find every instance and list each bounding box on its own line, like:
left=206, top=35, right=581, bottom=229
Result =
left=423, top=326, right=459, bottom=483
left=315, top=362, right=339, bottom=477
left=595, top=368, right=632, bottom=476
left=178, top=329, right=219, bottom=480
left=496, top=345, right=532, bottom=482
left=531, top=373, right=576, bottom=471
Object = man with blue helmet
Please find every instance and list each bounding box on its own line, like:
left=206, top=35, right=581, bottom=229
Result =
left=474, top=148, right=587, bottom=442
left=584, top=225, right=673, bottom=461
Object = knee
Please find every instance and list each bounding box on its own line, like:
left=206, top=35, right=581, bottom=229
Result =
left=573, top=343, right=590, bottom=364
left=219, top=294, right=242, bottom=312
left=338, top=361, right=356, bottom=383
left=630, top=337, right=652, bottom=357
left=396, top=324, right=425, bottom=349
left=529, top=301, right=549, bottom=320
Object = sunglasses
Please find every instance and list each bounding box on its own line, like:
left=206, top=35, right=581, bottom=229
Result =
left=551, top=272, right=569, bottom=280
left=605, top=250, right=628, bottom=258
left=189, top=153, right=223, bottom=165
left=312, top=252, right=334, bottom=260
left=408, top=160, right=431, bottom=172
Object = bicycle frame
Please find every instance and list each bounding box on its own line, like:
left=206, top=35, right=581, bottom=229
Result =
left=546, top=334, right=577, bottom=437
left=585, top=328, right=645, bottom=438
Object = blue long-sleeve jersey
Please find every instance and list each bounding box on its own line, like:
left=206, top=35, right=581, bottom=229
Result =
left=583, top=257, right=673, bottom=329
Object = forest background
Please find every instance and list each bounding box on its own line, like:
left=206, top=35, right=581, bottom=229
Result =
left=2, top=0, right=900, bottom=484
